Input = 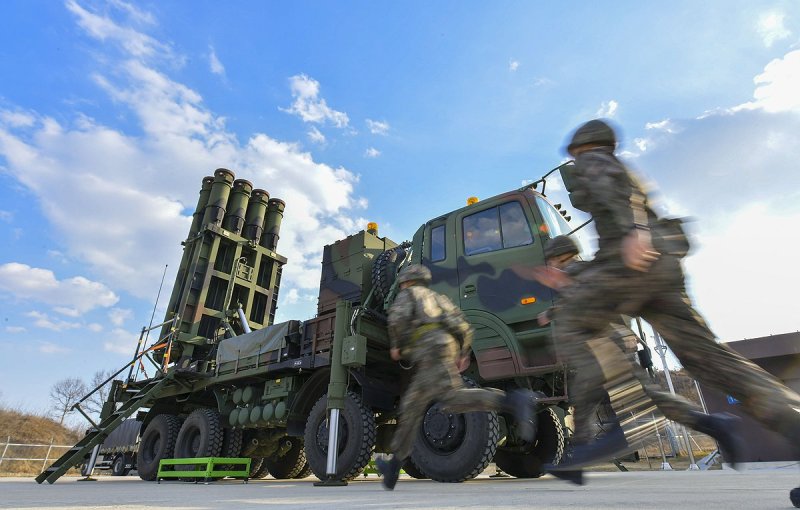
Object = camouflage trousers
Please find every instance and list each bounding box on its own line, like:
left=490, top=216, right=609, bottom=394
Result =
left=391, top=332, right=506, bottom=460
left=555, top=254, right=800, bottom=445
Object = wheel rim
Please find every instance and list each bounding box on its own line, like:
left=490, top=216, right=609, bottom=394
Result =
left=314, top=416, right=349, bottom=455
left=422, top=402, right=466, bottom=453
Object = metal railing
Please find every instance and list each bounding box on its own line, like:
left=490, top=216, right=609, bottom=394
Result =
left=0, top=437, right=74, bottom=471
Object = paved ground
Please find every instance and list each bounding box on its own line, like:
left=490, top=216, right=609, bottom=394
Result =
left=4, top=469, right=800, bottom=510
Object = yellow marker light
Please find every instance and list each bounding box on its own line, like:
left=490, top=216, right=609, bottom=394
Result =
left=467, top=196, right=479, bottom=205
left=367, top=222, right=379, bottom=234
left=539, top=224, right=549, bottom=234
left=521, top=297, right=537, bottom=305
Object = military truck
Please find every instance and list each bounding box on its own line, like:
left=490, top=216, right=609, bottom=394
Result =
left=38, top=163, right=578, bottom=485
left=80, top=419, right=140, bottom=477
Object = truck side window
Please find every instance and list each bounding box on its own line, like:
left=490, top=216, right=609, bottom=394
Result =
left=431, top=225, right=446, bottom=262
left=463, top=207, right=502, bottom=255
left=499, top=201, right=533, bottom=248
left=463, top=202, right=533, bottom=256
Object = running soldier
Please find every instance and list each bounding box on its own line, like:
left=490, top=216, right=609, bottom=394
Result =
left=544, top=120, right=800, bottom=505
left=537, top=236, right=740, bottom=484
left=375, top=264, right=537, bottom=490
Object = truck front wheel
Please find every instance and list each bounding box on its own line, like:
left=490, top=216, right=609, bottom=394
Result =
left=111, top=454, right=126, bottom=476
left=304, top=391, right=376, bottom=481
left=264, top=438, right=308, bottom=479
left=493, top=406, right=565, bottom=478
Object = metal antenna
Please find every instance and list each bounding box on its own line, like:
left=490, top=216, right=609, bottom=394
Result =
left=135, top=264, right=168, bottom=380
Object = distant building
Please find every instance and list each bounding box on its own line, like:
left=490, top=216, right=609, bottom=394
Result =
left=700, top=332, right=800, bottom=462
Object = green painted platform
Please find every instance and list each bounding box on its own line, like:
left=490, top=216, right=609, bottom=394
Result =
left=157, top=457, right=251, bottom=483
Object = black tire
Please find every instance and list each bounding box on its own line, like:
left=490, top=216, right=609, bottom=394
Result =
left=250, top=458, right=269, bottom=479
left=293, top=462, right=312, bottom=479
left=371, top=245, right=409, bottom=303
left=80, top=463, right=91, bottom=477
left=409, top=378, right=500, bottom=483
left=402, top=459, right=428, bottom=479
left=219, top=428, right=244, bottom=472
left=494, top=406, right=565, bottom=478
left=137, top=414, right=182, bottom=481
left=264, top=438, right=308, bottom=479
left=304, top=391, right=376, bottom=481
left=111, top=455, right=126, bottom=476
left=174, top=408, right=224, bottom=459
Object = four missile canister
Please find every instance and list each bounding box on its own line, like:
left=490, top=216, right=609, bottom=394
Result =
left=222, top=179, right=253, bottom=235
left=201, top=168, right=235, bottom=227
left=261, top=198, right=286, bottom=251
left=243, top=189, right=270, bottom=244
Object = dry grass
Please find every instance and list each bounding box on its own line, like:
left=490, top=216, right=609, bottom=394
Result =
left=0, top=406, right=83, bottom=476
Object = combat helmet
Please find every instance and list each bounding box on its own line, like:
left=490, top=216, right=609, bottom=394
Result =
left=566, top=119, right=617, bottom=155
left=544, top=235, right=579, bottom=260
left=396, top=264, right=432, bottom=286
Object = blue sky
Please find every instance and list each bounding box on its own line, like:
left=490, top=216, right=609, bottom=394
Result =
left=1, top=0, right=799, bottom=418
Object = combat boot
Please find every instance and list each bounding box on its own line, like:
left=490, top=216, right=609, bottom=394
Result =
left=790, top=487, right=800, bottom=508
left=375, top=455, right=402, bottom=490
left=688, top=411, right=744, bottom=469
left=503, top=389, right=543, bottom=442
left=546, top=421, right=628, bottom=473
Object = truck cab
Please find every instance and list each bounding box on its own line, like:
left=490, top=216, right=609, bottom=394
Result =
left=411, top=188, right=574, bottom=383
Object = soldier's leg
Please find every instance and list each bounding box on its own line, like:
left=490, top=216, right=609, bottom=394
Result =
left=643, top=291, right=800, bottom=444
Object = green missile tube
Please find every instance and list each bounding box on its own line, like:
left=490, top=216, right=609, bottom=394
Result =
left=201, top=168, right=235, bottom=227
left=188, top=176, right=215, bottom=237
left=261, top=198, right=286, bottom=251
left=222, top=179, right=253, bottom=235
left=242, top=189, right=269, bottom=243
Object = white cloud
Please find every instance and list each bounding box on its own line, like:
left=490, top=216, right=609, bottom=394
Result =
left=0, top=263, right=118, bottom=315
left=757, top=11, right=791, bottom=47
left=365, top=119, right=390, bottom=135
left=284, top=288, right=300, bottom=305
left=735, top=49, right=800, bottom=114
left=283, top=74, right=349, bottom=127
left=533, top=77, right=554, bottom=87
left=38, top=341, right=70, bottom=354
left=509, top=59, right=519, bottom=72
left=26, top=311, right=81, bottom=331
left=65, top=0, right=173, bottom=60
left=4, top=326, right=26, bottom=334
left=209, top=46, right=225, bottom=76
left=308, top=126, right=326, bottom=144
left=108, top=307, right=133, bottom=326
left=0, top=3, right=364, bottom=313
left=364, top=147, right=381, bottom=158
left=596, top=100, right=618, bottom=118
left=103, top=327, right=139, bottom=354
left=87, top=323, right=103, bottom=332
left=645, top=119, right=677, bottom=133
left=0, top=111, right=35, bottom=128
left=0, top=210, right=12, bottom=222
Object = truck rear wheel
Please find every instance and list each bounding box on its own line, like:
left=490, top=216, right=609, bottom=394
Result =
left=294, top=462, right=312, bottom=479
left=408, top=379, right=500, bottom=483
left=402, top=459, right=428, bottom=479
left=137, top=414, right=182, bottom=481
left=174, top=409, right=224, bottom=462
left=264, top=438, right=308, bottom=479
left=304, top=391, right=376, bottom=481
left=494, top=406, right=565, bottom=478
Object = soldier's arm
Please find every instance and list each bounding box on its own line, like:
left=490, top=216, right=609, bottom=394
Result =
left=387, top=290, right=413, bottom=353
left=437, top=294, right=474, bottom=353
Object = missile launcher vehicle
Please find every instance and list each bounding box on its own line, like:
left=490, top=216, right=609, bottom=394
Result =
left=38, top=163, right=579, bottom=485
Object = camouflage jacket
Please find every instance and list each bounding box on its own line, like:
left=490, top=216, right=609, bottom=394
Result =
left=569, top=148, right=659, bottom=263
left=388, top=285, right=473, bottom=356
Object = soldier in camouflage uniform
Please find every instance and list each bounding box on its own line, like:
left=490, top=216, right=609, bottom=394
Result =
left=538, top=236, right=740, bottom=483
left=375, top=264, right=536, bottom=490
left=545, top=120, right=800, bottom=503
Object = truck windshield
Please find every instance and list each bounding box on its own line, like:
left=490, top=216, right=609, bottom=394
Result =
left=534, top=195, right=571, bottom=237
